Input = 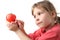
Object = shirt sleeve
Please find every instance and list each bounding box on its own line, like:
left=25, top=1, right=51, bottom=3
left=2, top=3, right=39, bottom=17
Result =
left=28, top=33, right=35, bottom=40
left=28, top=30, right=40, bottom=40
left=35, top=31, right=57, bottom=40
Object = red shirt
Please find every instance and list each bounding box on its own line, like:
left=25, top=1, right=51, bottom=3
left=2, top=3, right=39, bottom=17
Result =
left=28, top=23, right=60, bottom=40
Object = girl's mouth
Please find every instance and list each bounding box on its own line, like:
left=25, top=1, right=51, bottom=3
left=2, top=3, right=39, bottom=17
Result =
left=37, top=22, right=42, bottom=25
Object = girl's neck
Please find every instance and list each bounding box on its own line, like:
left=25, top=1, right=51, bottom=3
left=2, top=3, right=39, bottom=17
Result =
left=45, top=22, right=57, bottom=31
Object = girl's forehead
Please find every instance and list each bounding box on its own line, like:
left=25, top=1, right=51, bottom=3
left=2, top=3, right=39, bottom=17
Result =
left=33, top=7, right=47, bottom=13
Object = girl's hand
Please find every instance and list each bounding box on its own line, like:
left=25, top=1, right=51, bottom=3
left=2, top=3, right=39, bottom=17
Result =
left=7, top=21, right=19, bottom=31
left=16, top=20, right=24, bottom=31
left=7, top=20, right=24, bottom=32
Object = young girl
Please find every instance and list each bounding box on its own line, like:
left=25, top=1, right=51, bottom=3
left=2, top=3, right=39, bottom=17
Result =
left=7, top=0, right=60, bottom=40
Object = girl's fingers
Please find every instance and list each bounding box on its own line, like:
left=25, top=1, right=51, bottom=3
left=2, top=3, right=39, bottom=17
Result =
left=7, top=21, right=19, bottom=31
left=16, top=20, right=24, bottom=25
left=15, top=20, right=24, bottom=30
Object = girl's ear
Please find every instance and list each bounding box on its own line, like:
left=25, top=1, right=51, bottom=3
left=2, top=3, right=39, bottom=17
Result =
left=51, top=10, right=56, bottom=18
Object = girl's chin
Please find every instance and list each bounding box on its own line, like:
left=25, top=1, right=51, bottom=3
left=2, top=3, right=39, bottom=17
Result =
left=38, top=25, right=46, bottom=28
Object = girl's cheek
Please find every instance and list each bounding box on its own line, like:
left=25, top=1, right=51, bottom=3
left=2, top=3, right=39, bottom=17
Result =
left=43, top=16, right=50, bottom=25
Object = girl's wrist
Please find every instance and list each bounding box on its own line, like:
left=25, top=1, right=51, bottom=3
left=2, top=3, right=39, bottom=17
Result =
left=15, top=29, right=20, bottom=33
left=15, top=29, right=24, bottom=34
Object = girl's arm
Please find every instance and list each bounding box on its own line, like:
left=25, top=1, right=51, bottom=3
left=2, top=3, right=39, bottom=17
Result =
left=15, top=29, right=31, bottom=40
left=7, top=20, right=31, bottom=40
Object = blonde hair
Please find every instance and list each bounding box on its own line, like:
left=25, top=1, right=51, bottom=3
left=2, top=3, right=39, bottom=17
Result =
left=32, top=0, right=60, bottom=23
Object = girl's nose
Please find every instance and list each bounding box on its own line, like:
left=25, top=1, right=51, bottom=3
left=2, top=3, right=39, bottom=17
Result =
left=36, top=18, right=39, bottom=21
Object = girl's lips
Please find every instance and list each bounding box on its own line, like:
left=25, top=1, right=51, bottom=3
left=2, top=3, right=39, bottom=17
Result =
left=37, top=22, right=42, bottom=25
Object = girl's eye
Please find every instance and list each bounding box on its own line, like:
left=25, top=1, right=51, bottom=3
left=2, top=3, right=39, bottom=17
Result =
left=38, top=12, right=41, bottom=15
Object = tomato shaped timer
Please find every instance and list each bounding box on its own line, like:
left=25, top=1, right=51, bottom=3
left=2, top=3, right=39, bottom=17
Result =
left=6, top=13, right=16, bottom=22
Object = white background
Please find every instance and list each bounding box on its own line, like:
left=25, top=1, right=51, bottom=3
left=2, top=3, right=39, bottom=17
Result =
left=0, top=0, right=60, bottom=40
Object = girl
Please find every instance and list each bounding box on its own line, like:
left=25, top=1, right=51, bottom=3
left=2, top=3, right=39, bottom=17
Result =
left=7, top=0, right=60, bottom=40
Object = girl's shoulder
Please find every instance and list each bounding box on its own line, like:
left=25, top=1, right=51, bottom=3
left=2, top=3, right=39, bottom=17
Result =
left=45, top=23, right=60, bottom=33
left=48, top=23, right=60, bottom=33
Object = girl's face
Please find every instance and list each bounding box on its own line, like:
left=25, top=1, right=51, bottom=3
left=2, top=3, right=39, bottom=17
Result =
left=33, top=7, right=54, bottom=28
